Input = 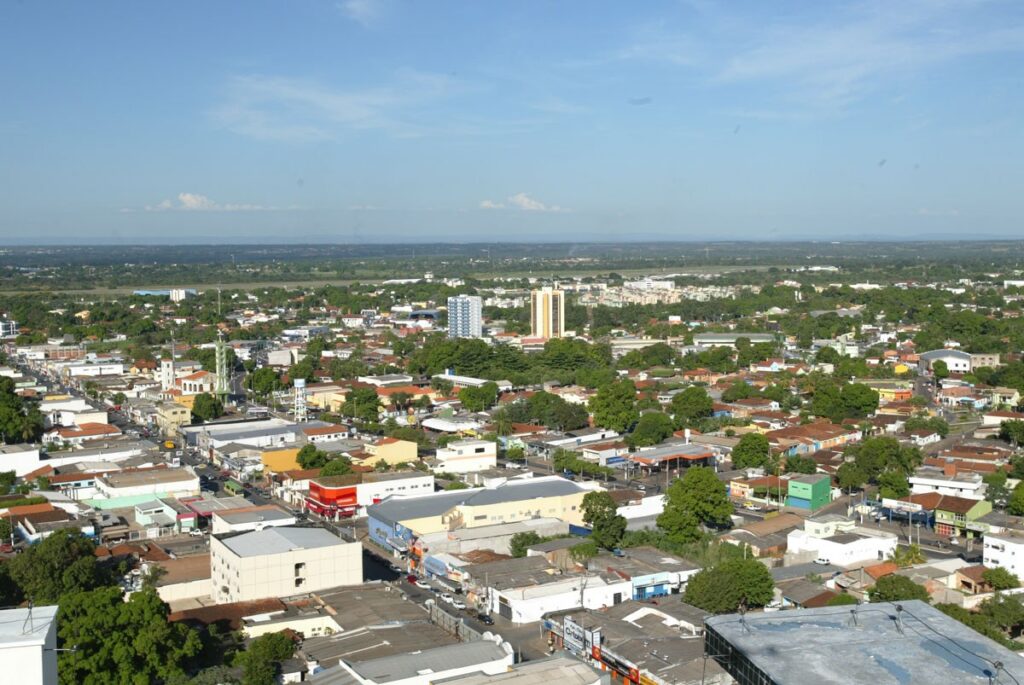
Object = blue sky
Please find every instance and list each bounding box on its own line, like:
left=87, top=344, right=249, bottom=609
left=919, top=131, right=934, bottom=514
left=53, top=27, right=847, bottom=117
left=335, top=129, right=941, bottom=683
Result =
left=1, top=0, right=1023, bottom=244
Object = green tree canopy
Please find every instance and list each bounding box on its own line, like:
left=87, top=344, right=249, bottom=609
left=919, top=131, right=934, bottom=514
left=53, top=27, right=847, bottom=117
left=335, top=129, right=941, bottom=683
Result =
left=8, top=530, right=109, bottom=603
left=657, top=466, right=732, bottom=544
left=235, top=631, right=295, bottom=685
left=58, top=587, right=202, bottom=685
left=320, top=457, right=353, bottom=477
left=670, top=386, right=713, bottom=426
left=588, top=379, right=638, bottom=432
left=627, top=412, right=674, bottom=448
left=509, top=531, right=542, bottom=558
left=683, top=558, right=774, bottom=613
left=983, top=567, right=1020, bottom=591
left=869, top=575, right=930, bottom=603
left=581, top=491, right=627, bottom=550
left=731, top=433, right=772, bottom=470
left=191, top=393, right=224, bottom=422
left=296, top=444, right=329, bottom=469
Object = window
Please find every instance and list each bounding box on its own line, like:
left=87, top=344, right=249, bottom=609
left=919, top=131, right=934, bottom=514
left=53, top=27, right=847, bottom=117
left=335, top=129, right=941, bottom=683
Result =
left=295, top=562, right=305, bottom=577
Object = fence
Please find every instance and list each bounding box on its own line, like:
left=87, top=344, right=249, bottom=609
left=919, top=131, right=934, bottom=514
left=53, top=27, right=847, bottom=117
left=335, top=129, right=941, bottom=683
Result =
left=429, top=602, right=483, bottom=642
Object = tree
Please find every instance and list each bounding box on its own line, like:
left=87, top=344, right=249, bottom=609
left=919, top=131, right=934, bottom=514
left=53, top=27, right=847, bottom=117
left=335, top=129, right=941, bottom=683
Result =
left=784, top=455, right=817, bottom=474
left=588, top=380, right=638, bottom=432
left=657, top=467, right=732, bottom=544
left=389, top=392, right=412, bottom=412
left=191, top=393, right=224, bottom=422
left=932, top=359, right=949, bottom=379
left=671, top=386, right=713, bottom=426
left=869, top=575, right=930, bottom=603
left=430, top=377, right=454, bottom=396
left=683, top=558, right=774, bottom=613
left=246, top=367, right=281, bottom=397
left=445, top=481, right=469, bottom=490
left=373, top=459, right=389, bottom=472
left=627, top=412, right=673, bottom=448
left=877, top=470, right=910, bottom=499
left=458, top=382, right=499, bottom=412
left=235, top=631, right=295, bottom=685
left=840, top=383, right=880, bottom=418
left=581, top=491, right=627, bottom=550
left=1008, top=482, right=1024, bottom=516
left=492, top=409, right=513, bottom=437
left=0, top=516, right=11, bottom=542
left=8, top=530, right=109, bottom=603
left=826, top=593, right=859, bottom=606
left=983, top=567, right=1020, bottom=591
left=731, top=433, right=772, bottom=470
left=296, top=444, right=329, bottom=469
left=320, top=457, right=353, bottom=477
left=509, top=532, right=542, bottom=558
left=722, top=382, right=754, bottom=403
left=888, top=544, right=925, bottom=568
left=341, top=387, right=381, bottom=423
left=57, top=586, right=201, bottom=685
left=505, top=445, right=525, bottom=462
left=837, top=462, right=867, bottom=491
left=1000, top=420, right=1024, bottom=447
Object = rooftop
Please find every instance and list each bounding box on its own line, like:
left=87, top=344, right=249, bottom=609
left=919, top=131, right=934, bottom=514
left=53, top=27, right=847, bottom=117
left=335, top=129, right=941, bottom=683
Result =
left=346, top=640, right=510, bottom=683
left=99, top=468, right=196, bottom=488
left=217, top=526, right=347, bottom=557
left=0, top=605, right=59, bottom=647
left=705, top=600, right=1023, bottom=684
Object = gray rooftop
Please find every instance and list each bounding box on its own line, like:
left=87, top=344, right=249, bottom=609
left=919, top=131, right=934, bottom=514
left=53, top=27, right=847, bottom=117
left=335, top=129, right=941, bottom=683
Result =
left=217, top=526, right=346, bottom=557
left=0, top=605, right=59, bottom=645
left=215, top=506, right=295, bottom=525
left=705, top=600, right=1023, bottom=684
left=347, top=641, right=510, bottom=683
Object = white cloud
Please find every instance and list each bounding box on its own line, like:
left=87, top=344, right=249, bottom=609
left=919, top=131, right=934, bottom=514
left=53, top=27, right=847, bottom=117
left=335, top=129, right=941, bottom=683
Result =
left=338, top=0, right=383, bottom=27
left=480, top=193, right=565, bottom=212
left=211, top=71, right=455, bottom=141
left=143, top=193, right=275, bottom=212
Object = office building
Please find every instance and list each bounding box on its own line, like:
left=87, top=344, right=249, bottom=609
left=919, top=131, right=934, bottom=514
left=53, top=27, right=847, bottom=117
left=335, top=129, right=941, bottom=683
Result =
left=0, top=319, right=17, bottom=339
left=530, top=287, right=565, bottom=339
left=447, top=295, right=483, bottom=339
left=211, top=526, right=362, bottom=603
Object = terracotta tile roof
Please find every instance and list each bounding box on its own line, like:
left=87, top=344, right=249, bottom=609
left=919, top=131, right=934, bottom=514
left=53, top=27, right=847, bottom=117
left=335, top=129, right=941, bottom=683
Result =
left=301, top=424, right=348, bottom=436
left=865, top=562, right=900, bottom=580
left=169, top=598, right=286, bottom=630
left=958, top=565, right=988, bottom=584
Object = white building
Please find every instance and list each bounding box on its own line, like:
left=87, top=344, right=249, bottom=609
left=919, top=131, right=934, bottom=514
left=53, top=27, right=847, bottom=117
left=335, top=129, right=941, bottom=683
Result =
left=211, top=526, right=362, bottom=603
left=786, top=515, right=898, bottom=566
left=433, top=439, right=497, bottom=474
left=211, top=505, right=298, bottom=535
left=322, top=640, right=515, bottom=685
left=0, top=445, right=43, bottom=477
left=530, top=287, right=565, bottom=339
left=909, top=466, right=986, bottom=501
left=0, top=320, right=18, bottom=339
left=0, top=605, right=58, bottom=685
left=447, top=295, right=483, bottom=339
left=485, top=572, right=632, bottom=624
left=984, top=531, right=1024, bottom=579
left=94, top=468, right=200, bottom=503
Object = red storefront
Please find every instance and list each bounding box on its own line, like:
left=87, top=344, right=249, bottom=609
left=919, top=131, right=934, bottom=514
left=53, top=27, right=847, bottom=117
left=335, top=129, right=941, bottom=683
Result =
left=306, top=475, right=360, bottom=518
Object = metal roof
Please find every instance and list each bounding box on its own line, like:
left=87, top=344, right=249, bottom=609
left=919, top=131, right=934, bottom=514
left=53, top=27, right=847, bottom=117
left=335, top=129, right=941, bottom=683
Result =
left=347, top=640, right=510, bottom=683
left=217, top=526, right=346, bottom=557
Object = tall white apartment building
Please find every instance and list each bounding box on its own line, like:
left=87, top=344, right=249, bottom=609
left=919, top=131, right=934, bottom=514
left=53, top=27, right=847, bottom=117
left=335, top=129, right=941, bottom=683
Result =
left=530, top=287, right=565, bottom=339
left=447, top=295, right=483, bottom=339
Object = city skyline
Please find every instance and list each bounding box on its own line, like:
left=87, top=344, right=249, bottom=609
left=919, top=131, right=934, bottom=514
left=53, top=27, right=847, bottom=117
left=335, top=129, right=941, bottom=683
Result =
left=2, top=1, right=1023, bottom=243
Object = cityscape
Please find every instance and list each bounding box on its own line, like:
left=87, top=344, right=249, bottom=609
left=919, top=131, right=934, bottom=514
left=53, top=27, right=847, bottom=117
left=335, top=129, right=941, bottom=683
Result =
left=3, top=2, right=1024, bottom=685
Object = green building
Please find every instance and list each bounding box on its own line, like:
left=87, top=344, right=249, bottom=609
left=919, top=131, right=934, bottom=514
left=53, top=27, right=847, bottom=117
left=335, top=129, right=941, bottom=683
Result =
left=786, top=474, right=831, bottom=511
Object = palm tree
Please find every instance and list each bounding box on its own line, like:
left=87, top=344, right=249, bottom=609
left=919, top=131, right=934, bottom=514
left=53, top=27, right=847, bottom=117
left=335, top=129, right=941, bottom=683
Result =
left=493, top=409, right=513, bottom=437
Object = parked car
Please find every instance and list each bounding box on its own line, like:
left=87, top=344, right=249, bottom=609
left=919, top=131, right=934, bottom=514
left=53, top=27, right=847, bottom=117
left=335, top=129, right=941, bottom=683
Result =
left=477, top=613, right=494, bottom=625
left=450, top=598, right=467, bottom=610
left=813, top=557, right=830, bottom=565
left=440, top=593, right=454, bottom=604
left=188, top=529, right=205, bottom=538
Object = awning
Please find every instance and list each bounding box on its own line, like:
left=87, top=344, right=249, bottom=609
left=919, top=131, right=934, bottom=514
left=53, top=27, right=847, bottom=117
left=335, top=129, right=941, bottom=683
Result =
left=386, top=536, right=409, bottom=552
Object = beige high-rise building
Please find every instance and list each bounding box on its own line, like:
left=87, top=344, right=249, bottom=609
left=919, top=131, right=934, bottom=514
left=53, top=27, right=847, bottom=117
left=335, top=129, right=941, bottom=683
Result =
left=530, top=287, right=565, bottom=339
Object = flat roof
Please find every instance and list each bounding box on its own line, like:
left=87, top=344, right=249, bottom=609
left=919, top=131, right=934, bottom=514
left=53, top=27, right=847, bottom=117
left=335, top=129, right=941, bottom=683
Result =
left=217, top=526, right=346, bottom=557
left=0, top=605, right=59, bottom=646
left=347, top=641, right=509, bottom=683
left=214, top=505, right=295, bottom=525
left=705, top=600, right=1024, bottom=684
left=439, top=655, right=605, bottom=685
left=100, top=468, right=196, bottom=488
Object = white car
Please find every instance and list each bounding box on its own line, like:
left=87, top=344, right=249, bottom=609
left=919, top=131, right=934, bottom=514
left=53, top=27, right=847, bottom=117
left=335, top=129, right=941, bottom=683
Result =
left=440, top=593, right=454, bottom=604
left=813, top=557, right=830, bottom=565
left=450, top=598, right=467, bottom=610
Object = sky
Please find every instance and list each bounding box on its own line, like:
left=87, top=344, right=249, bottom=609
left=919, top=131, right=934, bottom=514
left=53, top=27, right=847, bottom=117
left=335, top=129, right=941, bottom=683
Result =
left=1, top=0, right=1023, bottom=244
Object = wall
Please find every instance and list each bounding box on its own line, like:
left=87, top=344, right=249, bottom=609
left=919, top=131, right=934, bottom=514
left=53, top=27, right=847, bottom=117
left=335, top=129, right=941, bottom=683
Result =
left=157, top=578, right=212, bottom=604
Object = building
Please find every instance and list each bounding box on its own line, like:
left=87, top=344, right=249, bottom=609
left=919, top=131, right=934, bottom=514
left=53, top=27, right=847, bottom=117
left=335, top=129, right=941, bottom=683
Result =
left=785, top=473, right=831, bottom=511
left=704, top=600, right=1023, bottom=685
left=432, top=439, right=497, bottom=473
left=438, top=655, right=609, bottom=685
left=42, top=422, right=121, bottom=446
left=934, top=495, right=992, bottom=539
left=0, top=605, right=58, bottom=685
left=367, top=476, right=593, bottom=560
left=530, top=287, right=565, bottom=339
left=786, top=515, right=898, bottom=566
left=910, top=465, right=986, bottom=500
left=692, top=332, right=774, bottom=348
left=983, top=530, right=1024, bottom=579
left=447, top=295, right=483, bottom=339
left=210, top=526, right=362, bottom=603
left=211, top=505, right=297, bottom=534
left=312, top=639, right=515, bottom=685
left=304, top=471, right=435, bottom=519
left=91, top=468, right=200, bottom=509
left=351, top=437, right=418, bottom=468
left=919, top=349, right=1000, bottom=375
left=0, top=319, right=18, bottom=339
left=156, top=402, right=192, bottom=437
